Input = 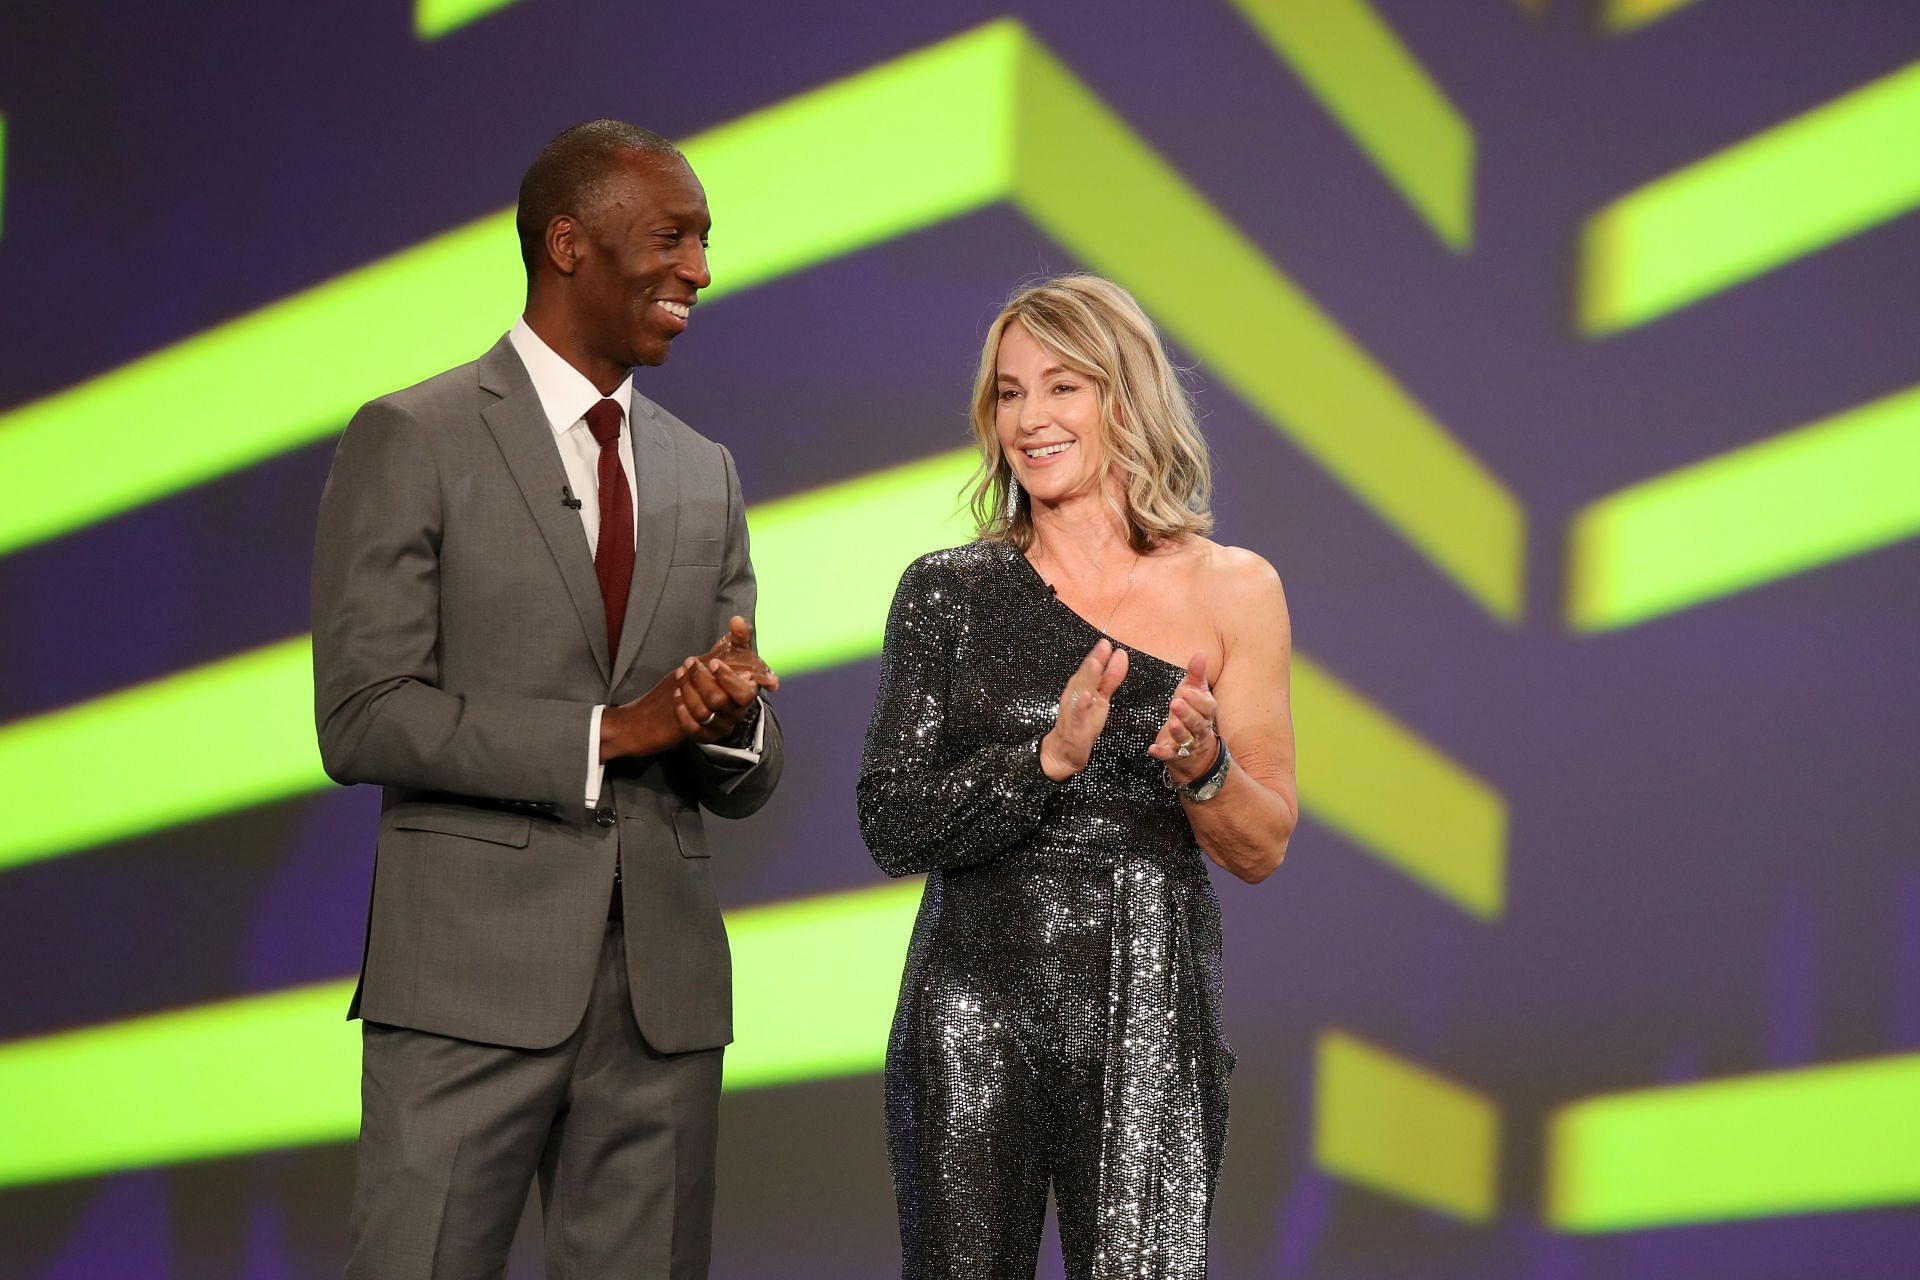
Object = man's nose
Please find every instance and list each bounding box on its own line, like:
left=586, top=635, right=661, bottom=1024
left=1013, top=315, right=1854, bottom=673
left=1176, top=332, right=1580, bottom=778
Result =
left=679, top=243, right=712, bottom=290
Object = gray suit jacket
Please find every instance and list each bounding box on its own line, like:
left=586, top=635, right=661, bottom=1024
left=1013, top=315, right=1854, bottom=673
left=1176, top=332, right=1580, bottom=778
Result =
left=312, top=335, right=782, bottom=1052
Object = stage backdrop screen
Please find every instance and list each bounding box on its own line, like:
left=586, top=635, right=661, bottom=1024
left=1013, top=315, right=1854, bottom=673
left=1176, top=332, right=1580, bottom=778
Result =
left=3, top=1, right=1919, bottom=1276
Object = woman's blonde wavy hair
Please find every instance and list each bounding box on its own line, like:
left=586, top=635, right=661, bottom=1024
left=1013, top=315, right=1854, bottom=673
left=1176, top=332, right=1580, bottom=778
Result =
left=967, top=274, right=1213, bottom=553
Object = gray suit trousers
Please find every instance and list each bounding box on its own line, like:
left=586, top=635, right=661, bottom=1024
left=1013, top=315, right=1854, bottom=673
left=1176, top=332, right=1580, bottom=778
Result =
left=345, top=921, right=723, bottom=1279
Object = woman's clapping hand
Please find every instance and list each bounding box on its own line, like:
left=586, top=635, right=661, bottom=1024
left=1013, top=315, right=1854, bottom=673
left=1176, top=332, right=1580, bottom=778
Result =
left=1038, top=639, right=1129, bottom=781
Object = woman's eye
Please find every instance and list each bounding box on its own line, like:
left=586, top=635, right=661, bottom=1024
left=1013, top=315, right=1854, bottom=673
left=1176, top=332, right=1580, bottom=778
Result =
left=1054, top=383, right=1077, bottom=395
left=998, top=388, right=1020, bottom=402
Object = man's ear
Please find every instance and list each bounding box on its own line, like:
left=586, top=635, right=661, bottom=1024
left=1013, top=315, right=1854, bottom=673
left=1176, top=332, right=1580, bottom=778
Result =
left=545, top=214, right=581, bottom=277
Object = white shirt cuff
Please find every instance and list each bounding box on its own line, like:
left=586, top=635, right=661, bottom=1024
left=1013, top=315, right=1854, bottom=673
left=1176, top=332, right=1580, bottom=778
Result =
left=697, top=697, right=766, bottom=765
left=586, top=704, right=608, bottom=807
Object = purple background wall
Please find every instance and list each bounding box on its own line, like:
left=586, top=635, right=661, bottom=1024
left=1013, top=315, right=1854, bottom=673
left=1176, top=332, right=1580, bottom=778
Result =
left=2, top=1, right=1918, bottom=1275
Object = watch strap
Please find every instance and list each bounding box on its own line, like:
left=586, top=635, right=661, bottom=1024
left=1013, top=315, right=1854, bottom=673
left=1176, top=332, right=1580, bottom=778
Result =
left=1168, top=734, right=1231, bottom=801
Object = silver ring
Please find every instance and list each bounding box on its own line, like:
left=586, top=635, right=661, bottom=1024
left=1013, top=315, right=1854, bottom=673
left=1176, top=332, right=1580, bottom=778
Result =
left=700, top=710, right=718, bottom=726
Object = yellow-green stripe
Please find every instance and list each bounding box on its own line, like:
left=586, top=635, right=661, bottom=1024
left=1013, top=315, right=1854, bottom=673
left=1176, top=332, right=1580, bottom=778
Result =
left=0, top=450, right=977, bottom=874
left=1227, top=0, right=1474, bottom=249
left=1315, top=1029, right=1500, bottom=1221
left=1600, top=0, right=1709, bottom=33
left=750, top=449, right=979, bottom=673
left=0, top=636, right=324, bottom=872
left=1567, top=382, right=1920, bottom=631
left=1293, top=656, right=1505, bottom=917
left=0, top=22, right=1014, bottom=559
left=414, top=0, right=526, bottom=40
left=1580, top=59, right=1920, bottom=333
left=0, top=880, right=923, bottom=1188
left=1548, top=1052, right=1920, bottom=1230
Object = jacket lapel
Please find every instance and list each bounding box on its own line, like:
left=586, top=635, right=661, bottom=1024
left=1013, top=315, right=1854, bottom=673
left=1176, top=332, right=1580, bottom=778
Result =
left=476, top=337, right=613, bottom=684
left=611, top=393, right=679, bottom=690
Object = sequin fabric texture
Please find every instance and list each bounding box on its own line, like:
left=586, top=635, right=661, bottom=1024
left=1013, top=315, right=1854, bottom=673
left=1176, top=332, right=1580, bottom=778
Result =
left=858, top=540, right=1234, bottom=1280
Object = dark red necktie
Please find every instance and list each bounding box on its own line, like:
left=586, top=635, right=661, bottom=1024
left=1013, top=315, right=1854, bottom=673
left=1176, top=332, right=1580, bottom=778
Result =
left=584, top=399, right=634, bottom=659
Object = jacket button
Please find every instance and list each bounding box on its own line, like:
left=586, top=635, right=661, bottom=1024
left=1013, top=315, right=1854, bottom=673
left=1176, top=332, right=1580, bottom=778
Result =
left=594, top=808, right=616, bottom=828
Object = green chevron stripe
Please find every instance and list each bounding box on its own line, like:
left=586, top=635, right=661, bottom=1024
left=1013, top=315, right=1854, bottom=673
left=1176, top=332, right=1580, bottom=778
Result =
left=748, top=449, right=979, bottom=673
left=0, top=19, right=1519, bottom=620
left=1566, top=381, right=1920, bottom=631
left=0, top=23, right=1011, bottom=560
left=0, top=640, right=1507, bottom=921
left=414, top=0, right=525, bottom=39
left=1600, top=0, right=1708, bottom=33
left=686, top=20, right=1017, bottom=290
left=0, top=209, right=525, bottom=557
left=1293, top=656, right=1505, bottom=917
left=0, top=449, right=978, bottom=874
left=1580, top=59, right=1920, bottom=334
left=0, top=636, right=324, bottom=872
left=0, top=880, right=922, bottom=1188
left=1227, top=0, right=1474, bottom=249
left=722, top=881, right=922, bottom=1089
left=0, top=980, right=355, bottom=1189
left=1547, top=1051, right=1920, bottom=1230
left=1315, top=1029, right=1500, bottom=1221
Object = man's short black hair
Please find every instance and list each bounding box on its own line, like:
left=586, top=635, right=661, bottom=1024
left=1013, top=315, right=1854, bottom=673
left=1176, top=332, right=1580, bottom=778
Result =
left=516, top=120, right=682, bottom=277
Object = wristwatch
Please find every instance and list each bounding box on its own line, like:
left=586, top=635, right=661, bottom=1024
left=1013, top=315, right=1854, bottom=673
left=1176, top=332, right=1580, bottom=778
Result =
left=721, top=697, right=763, bottom=747
left=1165, top=734, right=1231, bottom=802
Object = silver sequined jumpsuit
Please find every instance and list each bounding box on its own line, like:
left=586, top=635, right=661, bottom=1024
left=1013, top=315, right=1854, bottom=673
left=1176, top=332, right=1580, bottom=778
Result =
left=857, top=540, right=1234, bottom=1280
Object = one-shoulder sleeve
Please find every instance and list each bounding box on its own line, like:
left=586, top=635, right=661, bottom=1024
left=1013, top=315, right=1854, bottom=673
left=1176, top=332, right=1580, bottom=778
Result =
left=857, top=554, right=1059, bottom=877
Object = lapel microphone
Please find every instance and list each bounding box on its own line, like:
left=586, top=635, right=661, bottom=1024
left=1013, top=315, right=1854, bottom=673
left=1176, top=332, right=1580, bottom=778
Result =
left=560, top=485, right=583, bottom=511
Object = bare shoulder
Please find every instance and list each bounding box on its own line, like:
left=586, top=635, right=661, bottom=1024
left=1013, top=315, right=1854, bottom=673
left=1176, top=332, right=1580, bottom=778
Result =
left=1175, top=539, right=1285, bottom=670
left=1177, top=539, right=1286, bottom=610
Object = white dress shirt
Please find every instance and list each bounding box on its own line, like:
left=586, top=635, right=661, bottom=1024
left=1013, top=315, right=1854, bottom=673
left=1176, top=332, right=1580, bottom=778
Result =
left=506, top=319, right=763, bottom=806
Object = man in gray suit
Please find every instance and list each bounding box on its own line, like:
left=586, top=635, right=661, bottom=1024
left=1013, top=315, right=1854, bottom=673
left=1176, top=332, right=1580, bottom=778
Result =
left=312, top=120, right=782, bottom=1278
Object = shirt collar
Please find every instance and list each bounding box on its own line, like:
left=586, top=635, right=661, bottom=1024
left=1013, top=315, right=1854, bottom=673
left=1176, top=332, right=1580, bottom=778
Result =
left=507, top=316, right=635, bottom=440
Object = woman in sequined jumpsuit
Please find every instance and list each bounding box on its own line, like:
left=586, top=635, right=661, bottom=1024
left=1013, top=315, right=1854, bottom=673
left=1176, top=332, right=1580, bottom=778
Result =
left=857, top=276, right=1299, bottom=1279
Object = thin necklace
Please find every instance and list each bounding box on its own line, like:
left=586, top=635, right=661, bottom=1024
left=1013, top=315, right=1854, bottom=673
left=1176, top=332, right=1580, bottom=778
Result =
left=1034, top=532, right=1141, bottom=636
left=1099, top=552, right=1141, bottom=636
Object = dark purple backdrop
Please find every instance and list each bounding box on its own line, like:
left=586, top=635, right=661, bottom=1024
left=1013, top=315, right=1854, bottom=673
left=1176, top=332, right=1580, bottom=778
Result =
left=3, top=1, right=1918, bottom=1275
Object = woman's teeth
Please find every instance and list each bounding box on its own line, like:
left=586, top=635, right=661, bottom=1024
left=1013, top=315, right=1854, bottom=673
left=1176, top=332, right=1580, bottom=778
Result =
left=1024, top=441, right=1072, bottom=459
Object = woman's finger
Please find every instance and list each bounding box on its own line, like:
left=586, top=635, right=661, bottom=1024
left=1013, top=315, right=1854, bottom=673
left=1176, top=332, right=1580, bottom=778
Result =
left=1063, top=641, right=1112, bottom=705
left=1171, top=683, right=1217, bottom=725
left=1170, top=699, right=1210, bottom=738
